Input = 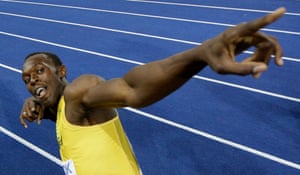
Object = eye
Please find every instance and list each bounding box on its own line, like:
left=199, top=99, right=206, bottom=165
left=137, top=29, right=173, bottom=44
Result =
left=37, top=67, right=45, bottom=74
left=23, top=76, right=30, bottom=84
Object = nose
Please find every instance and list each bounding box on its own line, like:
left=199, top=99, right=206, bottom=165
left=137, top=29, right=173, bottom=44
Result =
left=30, top=73, right=39, bottom=85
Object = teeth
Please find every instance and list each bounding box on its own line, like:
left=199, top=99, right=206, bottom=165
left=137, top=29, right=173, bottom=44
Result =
left=36, top=87, right=45, bottom=96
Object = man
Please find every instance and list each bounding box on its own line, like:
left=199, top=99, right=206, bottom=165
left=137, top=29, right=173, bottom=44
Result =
left=20, top=8, right=286, bottom=175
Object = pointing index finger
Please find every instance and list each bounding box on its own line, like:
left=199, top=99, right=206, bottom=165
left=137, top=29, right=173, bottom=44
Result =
left=20, top=113, right=28, bottom=128
left=238, top=7, right=286, bottom=36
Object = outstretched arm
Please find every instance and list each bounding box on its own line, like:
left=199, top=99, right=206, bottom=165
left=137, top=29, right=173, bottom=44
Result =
left=81, top=7, right=286, bottom=108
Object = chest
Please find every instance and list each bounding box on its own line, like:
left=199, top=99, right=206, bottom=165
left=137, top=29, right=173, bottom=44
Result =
left=64, top=102, right=117, bottom=126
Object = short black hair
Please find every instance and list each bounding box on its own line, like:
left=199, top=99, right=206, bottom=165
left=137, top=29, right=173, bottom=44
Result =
left=24, top=52, right=63, bottom=67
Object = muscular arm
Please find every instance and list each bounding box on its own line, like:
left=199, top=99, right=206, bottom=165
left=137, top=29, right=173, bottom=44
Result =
left=81, top=8, right=285, bottom=109
left=82, top=50, right=206, bottom=108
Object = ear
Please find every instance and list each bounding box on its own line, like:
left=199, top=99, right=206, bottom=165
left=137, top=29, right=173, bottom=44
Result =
left=57, top=65, right=67, bottom=79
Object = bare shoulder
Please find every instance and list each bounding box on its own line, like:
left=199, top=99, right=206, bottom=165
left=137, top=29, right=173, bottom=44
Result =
left=64, top=74, right=105, bottom=100
left=72, top=74, right=105, bottom=85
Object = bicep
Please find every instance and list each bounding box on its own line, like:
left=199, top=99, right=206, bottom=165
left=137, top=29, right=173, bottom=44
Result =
left=81, top=78, right=136, bottom=108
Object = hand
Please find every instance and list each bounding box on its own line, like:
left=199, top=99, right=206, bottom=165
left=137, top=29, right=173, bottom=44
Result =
left=20, top=97, right=45, bottom=128
left=202, top=7, right=286, bottom=78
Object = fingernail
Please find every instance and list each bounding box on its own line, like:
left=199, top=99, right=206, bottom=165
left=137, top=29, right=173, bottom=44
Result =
left=253, top=72, right=262, bottom=78
left=278, top=59, right=284, bottom=66
left=253, top=65, right=267, bottom=73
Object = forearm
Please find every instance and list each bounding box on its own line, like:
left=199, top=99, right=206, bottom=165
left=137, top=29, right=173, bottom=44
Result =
left=123, top=45, right=207, bottom=107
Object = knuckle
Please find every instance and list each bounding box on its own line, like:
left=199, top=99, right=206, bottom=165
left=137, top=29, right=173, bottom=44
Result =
left=258, top=41, right=274, bottom=50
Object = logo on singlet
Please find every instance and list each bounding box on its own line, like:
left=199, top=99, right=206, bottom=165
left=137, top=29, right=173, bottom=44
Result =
left=57, top=134, right=63, bottom=146
left=63, top=160, right=77, bottom=175
left=56, top=109, right=63, bottom=146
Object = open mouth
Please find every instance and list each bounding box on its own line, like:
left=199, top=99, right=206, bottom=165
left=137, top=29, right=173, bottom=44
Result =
left=35, top=87, right=47, bottom=98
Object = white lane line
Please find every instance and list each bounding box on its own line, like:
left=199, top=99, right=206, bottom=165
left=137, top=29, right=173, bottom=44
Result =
left=0, top=31, right=300, bottom=102
left=0, top=125, right=63, bottom=167
left=125, top=107, right=300, bottom=170
left=0, top=63, right=21, bottom=73
left=0, top=0, right=299, bottom=35
left=127, top=0, right=300, bottom=16
left=0, top=12, right=299, bottom=62
left=194, top=75, right=300, bottom=103
left=0, top=31, right=145, bottom=65
left=0, top=12, right=201, bottom=46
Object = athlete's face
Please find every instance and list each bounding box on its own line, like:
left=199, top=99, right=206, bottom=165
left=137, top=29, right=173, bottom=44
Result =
left=22, top=54, right=65, bottom=107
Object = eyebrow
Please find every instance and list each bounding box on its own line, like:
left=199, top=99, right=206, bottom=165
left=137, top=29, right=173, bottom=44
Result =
left=22, top=63, right=49, bottom=73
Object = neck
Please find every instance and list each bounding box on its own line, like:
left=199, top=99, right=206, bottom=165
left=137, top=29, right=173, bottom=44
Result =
left=48, top=79, right=68, bottom=121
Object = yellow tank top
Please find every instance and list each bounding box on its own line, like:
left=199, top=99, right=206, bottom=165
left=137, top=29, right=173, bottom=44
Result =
left=56, top=97, right=142, bottom=175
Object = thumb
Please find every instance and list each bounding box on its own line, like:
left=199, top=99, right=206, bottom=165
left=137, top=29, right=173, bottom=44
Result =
left=220, top=62, right=267, bottom=77
left=252, top=64, right=268, bottom=78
